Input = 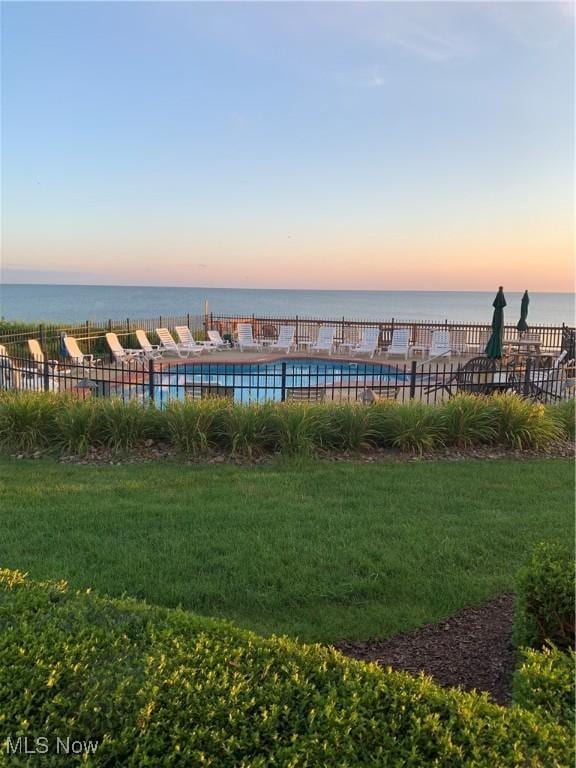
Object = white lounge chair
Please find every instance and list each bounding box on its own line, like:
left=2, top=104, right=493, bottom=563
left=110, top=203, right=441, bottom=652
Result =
left=156, top=328, right=202, bottom=358
left=430, top=330, right=452, bottom=359
left=0, top=344, right=42, bottom=390
left=350, top=327, right=380, bottom=358
left=27, top=339, right=61, bottom=371
left=63, top=336, right=101, bottom=366
left=268, top=325, right=296, bottom=354
left=207, top=329, right=231, bottom=350
left=27, top=339, right=70, bottom=382
left=450, top=329, right=469, bottom=355
left=467, top=330, right=490, bottom=354
left=236, top=324, right=262, bottom=352
left=411, top=328, right=432, bottom=357
left=385, top=328, right=411, bottom=359
left=106, top=332, right=145, bottom=364
left=175, top=326, right=216, bottom=353
left=310, top=326, right=335, bottom=355
left=135, top=330, right=164, bottom=360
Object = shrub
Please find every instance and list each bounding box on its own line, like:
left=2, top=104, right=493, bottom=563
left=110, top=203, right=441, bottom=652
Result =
left=515, top=542, right=575, bottom=652
left=513, top=645, right=575, bottom=731
left=490, top=394, right=563, bottom=449
left=0, top=569, right=572, bottom=767
left=439, top=394, right=497, bottom=447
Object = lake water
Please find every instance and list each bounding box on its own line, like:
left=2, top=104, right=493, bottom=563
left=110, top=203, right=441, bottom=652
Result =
left=0, top=284, right=573, bottom=326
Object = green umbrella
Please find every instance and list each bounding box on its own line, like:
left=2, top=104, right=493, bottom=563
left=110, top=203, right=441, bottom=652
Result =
left=517, top=290, right=529, bottom=333
left=484, top=286, right=507, bottom=359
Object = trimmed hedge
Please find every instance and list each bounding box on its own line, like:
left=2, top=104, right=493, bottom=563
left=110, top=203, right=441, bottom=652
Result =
left=0, top=570, right=573, bottom=767
left=514, top=542, right=575, bottom=652
left=513, top=646, right=575, bottom=731
left=0, top=390, right=571, bottom=456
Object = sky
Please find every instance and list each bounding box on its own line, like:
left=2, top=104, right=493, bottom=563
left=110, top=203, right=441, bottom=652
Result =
left=1, top=1, right=574, bottom=292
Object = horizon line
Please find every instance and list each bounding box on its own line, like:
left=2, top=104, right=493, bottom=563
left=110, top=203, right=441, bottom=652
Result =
left=1, top=281, right=574, bottom=296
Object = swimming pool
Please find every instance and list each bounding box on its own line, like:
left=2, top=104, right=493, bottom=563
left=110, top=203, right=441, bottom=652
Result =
left=154, top=358, right=408, bottom=404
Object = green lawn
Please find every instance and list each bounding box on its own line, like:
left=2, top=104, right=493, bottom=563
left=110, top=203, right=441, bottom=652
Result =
left=0, top=457, right=572, bottom=642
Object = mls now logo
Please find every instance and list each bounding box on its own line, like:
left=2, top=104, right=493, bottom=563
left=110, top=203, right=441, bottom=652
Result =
left=5, top=736, right=99, bottom=755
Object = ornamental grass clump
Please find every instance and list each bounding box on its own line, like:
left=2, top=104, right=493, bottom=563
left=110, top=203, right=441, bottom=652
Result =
left=322, top=402, right=378, bottom=451
left=92, top=398, right=152, bottom=452
left=548, top=399, right=575, bottom=442
left=164, top=398, right=228, bottom=455
left=216, top=401, right=278, bottom=457
left=54, top=397, right=100, bottom=454
left=373, top=400, right=444, bottom=454
left=490, top=393, right=563, bottom=449
left=439, top=393, right=497, bottom=447
left=273, top=402, right=330, bottom=456
left=0, top=390, right=61, bottom=452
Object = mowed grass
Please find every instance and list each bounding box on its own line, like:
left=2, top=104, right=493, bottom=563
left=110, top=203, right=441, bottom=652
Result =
left=0, top=456, right=572, bottom=642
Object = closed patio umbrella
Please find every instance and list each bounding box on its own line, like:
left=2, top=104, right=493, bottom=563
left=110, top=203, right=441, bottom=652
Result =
left=484, top=286, right=507, bottom=359
left=517, top=290, right=529, bottom=334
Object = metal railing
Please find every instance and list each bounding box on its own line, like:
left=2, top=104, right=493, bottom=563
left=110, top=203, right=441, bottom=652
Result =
left=1, top=313, right=573, bottom=368
left=1, top=351, right=573, bottom=406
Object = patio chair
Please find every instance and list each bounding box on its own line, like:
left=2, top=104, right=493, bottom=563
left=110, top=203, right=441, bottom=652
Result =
left=310, top=326, right=335, bottom=355
left=0, top=344, right=42, bottom=390
left=429, top=330, right=452, bottom=359
left=349, top=327, right=380, bottom=359
left=385, top=328, right=411, bottom=359
left=175, top=326, right=217, bottom=353
left=267, top=325, right=296, bottom=353
left=135, top=330, right=164, bottom=360
left=411, top=328, right=432, bottom=357
left=424, top=356, right=513, bottom=398
left=236, top=323, right=262, bottom=352
left=63, top=336, right=101, bottom=366
left=156, top=328, right=203, bottom=358
left=207, top=329, right=231, bottom=350
left=106, top=333, right=146, bottom=364
left=527, top=352, right=574, bottom=401
left=27, top=339, right=62, bottom=371
left=286, top=387, right=326, bottom=402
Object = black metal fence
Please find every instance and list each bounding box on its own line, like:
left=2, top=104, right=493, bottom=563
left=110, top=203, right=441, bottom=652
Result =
left=0, top=313, right=573, bottom=361
left=1, top=351, right=573, bottom=406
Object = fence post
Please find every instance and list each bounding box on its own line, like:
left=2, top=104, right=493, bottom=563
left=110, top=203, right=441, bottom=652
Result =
left=280, top=361, right=287, bottom=402
left=148, top=358, right=155, bottom=404
left=43, top=359, right=50, bottom=393
left=295, top=315, right=299, bottom=347
left=409, top=360, right=417, bottom=400
left=107, top=319, right=112, bottom=333
left=522, top=358, right=533, bottom=397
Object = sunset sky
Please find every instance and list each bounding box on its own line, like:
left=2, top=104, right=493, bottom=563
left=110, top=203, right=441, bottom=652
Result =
left=2, top=1, right=574, bottom=292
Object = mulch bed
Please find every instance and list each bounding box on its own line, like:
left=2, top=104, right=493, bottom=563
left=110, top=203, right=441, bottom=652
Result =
left=333, top=593, right=517, bottom=705
left=9, top=440, right=572, bottom=465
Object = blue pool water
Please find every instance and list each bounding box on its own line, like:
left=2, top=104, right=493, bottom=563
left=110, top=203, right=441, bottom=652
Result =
left=154, top=358, right=407, bottom=404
